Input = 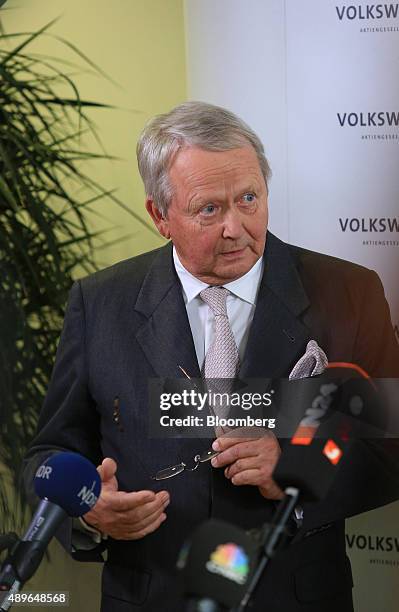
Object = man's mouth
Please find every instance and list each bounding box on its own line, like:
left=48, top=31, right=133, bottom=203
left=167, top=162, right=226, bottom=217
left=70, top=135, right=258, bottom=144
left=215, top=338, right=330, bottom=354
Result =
left=220, top=247, right=247, bottom=258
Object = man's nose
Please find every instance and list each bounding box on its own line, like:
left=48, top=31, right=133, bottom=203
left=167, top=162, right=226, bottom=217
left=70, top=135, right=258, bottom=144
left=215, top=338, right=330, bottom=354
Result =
left=222, top=207, right=244, bottom=240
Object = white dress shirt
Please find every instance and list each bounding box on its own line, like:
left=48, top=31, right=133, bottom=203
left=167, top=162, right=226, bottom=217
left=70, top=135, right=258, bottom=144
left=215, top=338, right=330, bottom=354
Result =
left=173, top=247, right=264, bottom=371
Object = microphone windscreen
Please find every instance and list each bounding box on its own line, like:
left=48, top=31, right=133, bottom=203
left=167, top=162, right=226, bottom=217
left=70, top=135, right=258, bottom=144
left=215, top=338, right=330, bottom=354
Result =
left=34, top=452, right=101, bottom=517
left=273, top=363, right=384, bottom=502
left=178, top=519, right=258, bottom=609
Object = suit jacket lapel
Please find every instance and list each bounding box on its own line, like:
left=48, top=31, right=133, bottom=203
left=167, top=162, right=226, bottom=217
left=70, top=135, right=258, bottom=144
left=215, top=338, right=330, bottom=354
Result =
left=134, top=243, right=201, bottom=381
left=134, top=244, right=210, bottom=448
left=240, top=233, right=311, bottom=379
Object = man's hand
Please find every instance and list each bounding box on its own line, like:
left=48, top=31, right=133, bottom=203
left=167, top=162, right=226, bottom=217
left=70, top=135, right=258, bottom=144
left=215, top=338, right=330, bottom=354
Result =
left=83, top=457, right=170, bottom=540
left=211, top=428, right=284, bottom=500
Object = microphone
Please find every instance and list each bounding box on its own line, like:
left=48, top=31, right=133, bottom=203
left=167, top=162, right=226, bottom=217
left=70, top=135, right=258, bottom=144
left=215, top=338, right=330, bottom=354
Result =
left=177, top=519, right=259, bottom=611
left=273, top=362, right=385, bottom=502
left=236, top=363, right=389, bottom=610
left=178, top=364, right=388, bottom=612
left=0, top=452, right=101, bottom=609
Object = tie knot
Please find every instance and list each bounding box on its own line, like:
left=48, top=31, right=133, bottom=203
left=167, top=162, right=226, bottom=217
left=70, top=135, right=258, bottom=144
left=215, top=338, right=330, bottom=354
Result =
left=200, top=286, right=228, bottom=316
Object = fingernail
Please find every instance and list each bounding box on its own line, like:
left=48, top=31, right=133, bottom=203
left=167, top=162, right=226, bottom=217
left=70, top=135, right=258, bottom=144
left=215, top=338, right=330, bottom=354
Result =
left=211, top=457, right=218, bottom=467
left=163, top=498, right=170, bottom=508
left=212, top=440, right=220, bottom=451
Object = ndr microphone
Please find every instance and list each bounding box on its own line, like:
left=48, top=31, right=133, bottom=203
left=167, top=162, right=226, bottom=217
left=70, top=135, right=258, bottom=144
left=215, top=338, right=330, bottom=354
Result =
left=0, top=452, right=101, bottom=604
left=178, top=519, right=259, bottom=611
left=273, top=363, right=386, bottom=502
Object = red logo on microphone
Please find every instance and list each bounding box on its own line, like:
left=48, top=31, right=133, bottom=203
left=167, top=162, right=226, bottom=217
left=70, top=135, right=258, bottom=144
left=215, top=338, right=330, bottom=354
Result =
left=323, top=440, right=343, bottom=465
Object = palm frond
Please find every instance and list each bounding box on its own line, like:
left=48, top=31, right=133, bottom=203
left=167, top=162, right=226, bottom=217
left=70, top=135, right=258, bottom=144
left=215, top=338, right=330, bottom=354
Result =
left=0, top=19, right=155, bottom=532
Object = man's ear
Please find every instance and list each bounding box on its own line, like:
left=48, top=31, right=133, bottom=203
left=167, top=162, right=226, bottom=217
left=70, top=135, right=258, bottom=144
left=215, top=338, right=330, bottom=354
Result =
left=145, top=198, right=171, bottom=239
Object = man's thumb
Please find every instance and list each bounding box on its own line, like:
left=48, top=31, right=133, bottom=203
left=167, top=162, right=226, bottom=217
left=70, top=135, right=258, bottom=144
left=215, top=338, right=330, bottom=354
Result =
left=97, top=457, right=118, bottom=484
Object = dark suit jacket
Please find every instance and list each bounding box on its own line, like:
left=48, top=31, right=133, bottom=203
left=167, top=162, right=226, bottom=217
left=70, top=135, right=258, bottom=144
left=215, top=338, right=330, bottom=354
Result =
left=23, top=232, right=399, bottom=612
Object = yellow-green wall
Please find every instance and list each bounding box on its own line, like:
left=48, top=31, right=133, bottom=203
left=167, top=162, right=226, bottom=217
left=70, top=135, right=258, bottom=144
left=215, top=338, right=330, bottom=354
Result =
left=2, top=0, right=187, bottom=266
left=1, top=1, right=186, bottom=610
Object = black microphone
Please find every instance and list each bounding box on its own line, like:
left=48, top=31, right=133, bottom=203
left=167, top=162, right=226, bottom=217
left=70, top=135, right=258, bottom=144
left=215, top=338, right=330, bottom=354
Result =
left=178, top=364, right=387, bottom=612
left=177, top=519, right=259, bottom=611
left=232, top=364, right=383, bottom=611
left=273, top=362, right=385, bottom=502
left=0, top=501, right=69, bottom=601
left=0, top=453, right=101, bottom=610
left=178, top=493, right=301, bottom=612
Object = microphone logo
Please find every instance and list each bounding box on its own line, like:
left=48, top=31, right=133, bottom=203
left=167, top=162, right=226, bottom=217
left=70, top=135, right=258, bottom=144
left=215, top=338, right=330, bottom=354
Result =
left=323, top=440, right=343, bottom=465
left=205, top=543, right=249, bottom=585
left=292, top=382, right=338, bottom=445
left=77, top=480, right=99, bottom=509
left=36, top=465, right=53, bottom=479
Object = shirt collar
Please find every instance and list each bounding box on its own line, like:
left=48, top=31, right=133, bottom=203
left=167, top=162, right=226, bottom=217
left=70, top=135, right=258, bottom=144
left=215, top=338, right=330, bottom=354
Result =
left=173, top=246, right=264, bottom=306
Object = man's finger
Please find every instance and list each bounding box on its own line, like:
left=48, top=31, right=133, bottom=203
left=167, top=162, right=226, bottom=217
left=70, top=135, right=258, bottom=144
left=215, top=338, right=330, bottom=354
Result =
left=225, top=467, right=284, bottom=499
left=228, top=468, right=260, bottom=486
left=105, top=489, right=159, bottom=512
left=224, top=457, right=264, bottom=479
left=211, top=441, right=260, bottom=467
left=118, top=492, right=170, bottom=524
left=126, top=512, right=167, bottom=540
left=212, top=436, right=257, bottom=453
left=97, top=457, right=118, bottom=482
left=125, top=501, right=169, bottom=532
left=213, top=427, right=271, bottom=452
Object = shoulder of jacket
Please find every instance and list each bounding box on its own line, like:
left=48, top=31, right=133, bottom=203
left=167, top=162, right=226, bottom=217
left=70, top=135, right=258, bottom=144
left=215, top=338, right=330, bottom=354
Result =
left=77, top=245, right=168, bottom=297
left=287, top=242, right=378, bottom=286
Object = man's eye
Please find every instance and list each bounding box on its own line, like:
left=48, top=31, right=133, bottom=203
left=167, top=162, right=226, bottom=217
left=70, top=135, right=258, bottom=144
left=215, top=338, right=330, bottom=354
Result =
left=201, top=204, right=216, bottom=215
left=242, top=193, right=256, bottom=203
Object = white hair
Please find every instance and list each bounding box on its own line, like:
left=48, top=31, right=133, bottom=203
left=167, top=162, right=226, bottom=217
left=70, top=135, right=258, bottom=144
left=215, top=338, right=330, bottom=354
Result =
left=136, top=101, right=271, bottom=216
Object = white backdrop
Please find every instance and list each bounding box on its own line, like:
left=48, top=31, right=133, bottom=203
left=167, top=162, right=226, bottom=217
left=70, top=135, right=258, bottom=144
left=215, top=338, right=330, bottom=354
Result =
left=185, top=1, right=399, bottom=609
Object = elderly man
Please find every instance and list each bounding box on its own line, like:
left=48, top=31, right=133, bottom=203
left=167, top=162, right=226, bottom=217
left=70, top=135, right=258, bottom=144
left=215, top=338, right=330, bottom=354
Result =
left=24, top=102, right=399, bottom=612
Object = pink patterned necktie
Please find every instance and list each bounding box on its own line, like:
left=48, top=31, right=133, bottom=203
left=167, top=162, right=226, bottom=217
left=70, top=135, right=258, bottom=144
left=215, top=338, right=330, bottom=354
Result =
left=200, top=286, right=240, bottom=379
left=200, top=286, right=240, bottom=431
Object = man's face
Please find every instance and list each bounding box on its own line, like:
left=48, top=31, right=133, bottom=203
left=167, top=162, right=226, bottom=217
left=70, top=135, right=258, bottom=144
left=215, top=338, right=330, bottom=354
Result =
left=147, top=145, right=269, bottom=285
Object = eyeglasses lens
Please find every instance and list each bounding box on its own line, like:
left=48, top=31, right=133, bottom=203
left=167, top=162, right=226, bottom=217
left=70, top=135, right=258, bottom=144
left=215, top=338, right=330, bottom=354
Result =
left=152, top=463, right=185, bottom=481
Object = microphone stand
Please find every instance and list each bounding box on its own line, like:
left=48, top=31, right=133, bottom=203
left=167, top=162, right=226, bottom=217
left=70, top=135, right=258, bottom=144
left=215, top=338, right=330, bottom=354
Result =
left=0, top=500, right=63, bottom=612
left=0, top=538, right=48, bottom=611
left=0, top=535, right=22, bottom=612
left=233, top=487, right=300, bottom=612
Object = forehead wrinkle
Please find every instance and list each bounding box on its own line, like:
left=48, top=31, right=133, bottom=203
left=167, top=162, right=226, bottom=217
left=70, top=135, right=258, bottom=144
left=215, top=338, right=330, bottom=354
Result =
left=184, top=159, right=235, bottom=188
left=184, top=163, right=263, bottom=204
left=183, top=166, right=230, bottom=207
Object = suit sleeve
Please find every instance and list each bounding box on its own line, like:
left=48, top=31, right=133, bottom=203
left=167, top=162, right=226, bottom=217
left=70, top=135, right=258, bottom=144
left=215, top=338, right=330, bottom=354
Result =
left=299, top=269, right=399, bottom=534
left=22, top=281, right=105, bottom=561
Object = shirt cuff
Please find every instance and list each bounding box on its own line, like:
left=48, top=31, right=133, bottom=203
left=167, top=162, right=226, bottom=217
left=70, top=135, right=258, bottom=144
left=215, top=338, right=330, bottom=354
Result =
left=71, top=516, right=107, bottom=550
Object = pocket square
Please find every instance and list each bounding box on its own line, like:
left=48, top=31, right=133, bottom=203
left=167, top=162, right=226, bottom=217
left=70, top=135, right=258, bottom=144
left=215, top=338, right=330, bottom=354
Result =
left=289, top=340, right=328, bottom=380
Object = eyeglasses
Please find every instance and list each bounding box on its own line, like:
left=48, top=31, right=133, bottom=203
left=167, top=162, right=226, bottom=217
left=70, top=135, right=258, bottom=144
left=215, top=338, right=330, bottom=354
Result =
left=151, top=448, right=219, bottom=481
left=151, top=365, right=222, bottom=481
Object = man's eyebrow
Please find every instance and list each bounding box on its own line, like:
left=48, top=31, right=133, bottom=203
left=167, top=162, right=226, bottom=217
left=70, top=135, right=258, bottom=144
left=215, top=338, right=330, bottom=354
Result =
left=187, top=195, right=206, bottom=213
left=239, top=185, right=256, bottom=193
left=186, top=180, right=263, bottom=212
left=235, top=182, right=261, bottom=195
left=187, top=190, right=221, bottom=211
